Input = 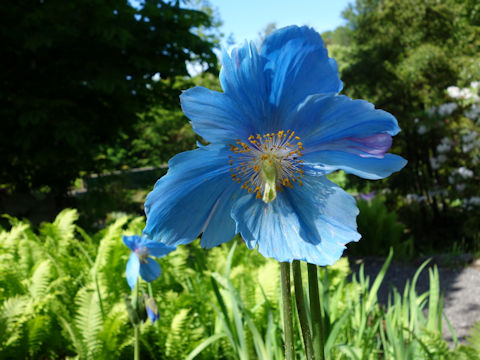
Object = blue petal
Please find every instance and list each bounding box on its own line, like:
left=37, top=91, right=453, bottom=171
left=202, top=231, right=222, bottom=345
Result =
left=144, top=145, right=239, bottom=248
left=181, top=86, right=256, bottom=144
left=126, top=253, right=140, bottom=290
left=231, top=176, right=361, bottom=265
left=293, top=95, right=407, bottom=179
left=123, top=235, right=140, bottom=252
left=146, top=303, right=159, bottom=323
left=261, top=26, right=342, bottom=121
left=219, top=42, right=271, bottom=134
left=200, top=183, right=239, bottom=249
left=145, top=241, right=176, bottom=258
left=139, top=258, right=161, bottom=283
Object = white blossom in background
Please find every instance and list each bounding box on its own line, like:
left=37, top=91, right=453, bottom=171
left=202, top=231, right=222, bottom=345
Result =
left=436, top=137, right=452, bottom=153
left=456, top=166, right=474, bottom=179
left=459, top=88, right=479, bottom=101
left=471, top=81, right=480, bottom=90
left=470, top=196, right=480, bottom=205
left=461, top=131, right=479, bottom=152
left=462, top=131, right=478, bottom=143
left=438, top=102, right=458, bottom=116
left=462, top=197, right=480, bottom=210
left=430, top=157, right=440, bottom=170
left=417, top=125, right=427, bottom=135
left=465, top=105, right=480, bottom=121
left=463, top=142, right=478, bottom=152
left=447, top=86, right=461, bottom=99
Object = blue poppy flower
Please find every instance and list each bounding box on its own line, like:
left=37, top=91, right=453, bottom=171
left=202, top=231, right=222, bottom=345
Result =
left=123, top=235, right=175, bottom=289
left=143, top=26, right=407, bottom=265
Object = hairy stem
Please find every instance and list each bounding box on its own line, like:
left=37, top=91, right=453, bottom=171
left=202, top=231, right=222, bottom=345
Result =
left=292, top=260, right=314, bottom=360
left=281, top=262, right=295, bottom=360
left=308, top=263, right=325, bottom=360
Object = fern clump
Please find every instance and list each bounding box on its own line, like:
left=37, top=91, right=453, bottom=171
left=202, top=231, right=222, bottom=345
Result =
left=0, top=208, right=479, bottom=359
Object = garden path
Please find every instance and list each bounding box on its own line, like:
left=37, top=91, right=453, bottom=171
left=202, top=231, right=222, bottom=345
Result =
left=352, top=258, right=480, bottom=344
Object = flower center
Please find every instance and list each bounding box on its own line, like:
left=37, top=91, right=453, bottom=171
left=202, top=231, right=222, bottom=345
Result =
left=229, top=130, right=305, bottom=203
left=135, top=247, right=149, bottom=263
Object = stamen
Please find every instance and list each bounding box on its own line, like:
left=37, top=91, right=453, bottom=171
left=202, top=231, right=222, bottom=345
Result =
left=228, top=130, right=305, bottom=202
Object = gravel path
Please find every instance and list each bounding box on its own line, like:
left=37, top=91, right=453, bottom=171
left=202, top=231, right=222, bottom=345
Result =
left=352, top=258, right=480, bottom=344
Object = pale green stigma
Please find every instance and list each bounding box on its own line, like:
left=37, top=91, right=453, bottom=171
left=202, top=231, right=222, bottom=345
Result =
left=261, top=158, right=277, bottom=203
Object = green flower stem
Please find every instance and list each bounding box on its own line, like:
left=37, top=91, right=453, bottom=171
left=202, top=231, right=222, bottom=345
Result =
left=280, top=262, right=295, bottom=360
left=134, top=325, right=140, bottom=360
left=292, top=260, right=314, bottom=360
left=147, top=283, right=154, bottom=298
left=307, top=263, right=325, bottom=360
left=133, top=277, right=140, bottom=360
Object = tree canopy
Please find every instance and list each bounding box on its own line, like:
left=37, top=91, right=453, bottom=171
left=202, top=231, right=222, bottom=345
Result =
left=0, top=0, right=218, bottom=194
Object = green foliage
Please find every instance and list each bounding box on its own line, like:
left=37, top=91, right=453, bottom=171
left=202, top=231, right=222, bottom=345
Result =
left=0, top=0, right=218, bottom=194
left=0, top=209, right=477, bottom=359
left=348, top=197, right=414, bottom=259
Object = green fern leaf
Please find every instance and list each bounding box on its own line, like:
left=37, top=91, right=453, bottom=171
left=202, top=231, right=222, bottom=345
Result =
left=0, top=296, right=29, bottom=348
left=29, top=260, right=53, bottom=299
left=166, top=308, right=190, bottom=358
left=52, top=208, right=79, bottom=243
left=74, top=288, right=104, bottom=359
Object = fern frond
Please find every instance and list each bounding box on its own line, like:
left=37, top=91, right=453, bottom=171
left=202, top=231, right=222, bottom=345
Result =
left=27, top=314, right=51, bottom=357
left=256, top=261, right=279, bottom=307
left=0, top=296, right=29, bottom=347
left=91, top=216, right=128, bottom=276
left=74, top=288, right=104, bottom=360
left=29, top=260, right=53, bottom=299
left=1, top=221, right=32, bottom=251
left=98, top=302, right=130, bottom=357
left=52, top=208, right=79, bottom=243
left=125, top=216, right=146, bottom=235
left=57, top=314, right=87, bottom=359
left=165, top=308, right=191, bottom=359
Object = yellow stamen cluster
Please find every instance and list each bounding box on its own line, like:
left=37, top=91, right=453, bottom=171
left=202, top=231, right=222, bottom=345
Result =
left=228, top=130, right=305, bottom=202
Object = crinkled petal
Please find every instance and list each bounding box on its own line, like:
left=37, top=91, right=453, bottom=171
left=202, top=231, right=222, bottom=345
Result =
left=144, top=145, right=238, bottom=248
left=139, top=258, right=161, bottom=283
left=293, top=95, right=407, bottom=179
left=180, top=86, right=255, bottom=144
left=145, top=242, right=176, bottom=258
left=123, top=235, right=139, bottom=252
left=231, top=176, right=360, bottom=265
left=261, top=26, right=342, bottom=121
left=219, top=41, right=271, bottom=134
left=126, top=253, right=140, bottom=290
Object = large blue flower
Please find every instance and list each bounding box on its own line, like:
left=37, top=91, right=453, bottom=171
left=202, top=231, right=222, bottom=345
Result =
left=123, top=235, right=175, bottom=289
left=143, top=26, right=407, bottom=265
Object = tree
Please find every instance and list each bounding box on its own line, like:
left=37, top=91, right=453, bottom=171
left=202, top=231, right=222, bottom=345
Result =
left=0, top=0, right=218, bottom=195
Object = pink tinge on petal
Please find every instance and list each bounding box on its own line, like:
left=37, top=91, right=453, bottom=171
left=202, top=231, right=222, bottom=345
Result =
left=347, top=133, right=392, bottom=158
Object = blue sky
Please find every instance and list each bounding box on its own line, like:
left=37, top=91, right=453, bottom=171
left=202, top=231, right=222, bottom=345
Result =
left=209, top=0, right=353, bottom=46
